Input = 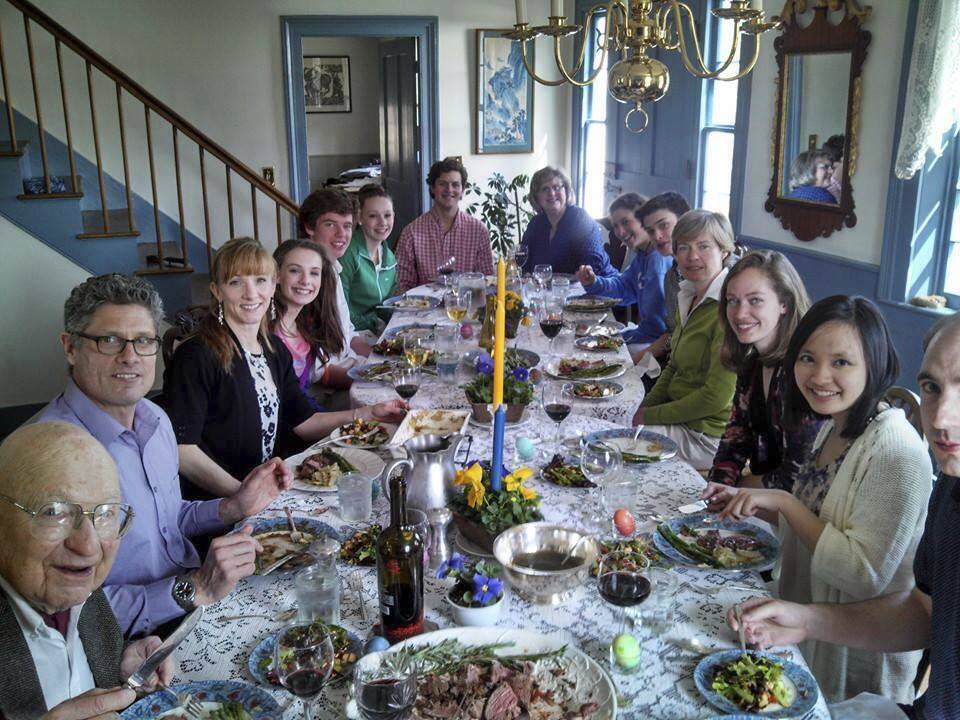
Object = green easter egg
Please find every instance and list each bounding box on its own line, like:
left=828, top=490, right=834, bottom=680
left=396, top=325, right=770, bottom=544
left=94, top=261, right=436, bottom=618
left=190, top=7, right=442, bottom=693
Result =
left=612, top=633, right=641, bottom=669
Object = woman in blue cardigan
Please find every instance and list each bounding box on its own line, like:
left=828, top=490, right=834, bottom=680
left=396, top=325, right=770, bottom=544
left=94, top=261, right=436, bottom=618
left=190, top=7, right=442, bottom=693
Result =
left=519, top=166, right=616, bottom=277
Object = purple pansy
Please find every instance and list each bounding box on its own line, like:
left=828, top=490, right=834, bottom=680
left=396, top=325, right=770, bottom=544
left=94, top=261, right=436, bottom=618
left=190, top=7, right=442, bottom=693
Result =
left=476, top=352, right=495, bottom=376
left=435, top=552, right=466, bottom=579
left=472, top=574, right=504, bottom=605
left=512, top=367, right=529, bottom=382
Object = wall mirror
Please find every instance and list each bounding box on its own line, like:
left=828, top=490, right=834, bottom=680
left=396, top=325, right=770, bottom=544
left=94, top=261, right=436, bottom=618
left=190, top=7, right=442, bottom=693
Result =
left=766, top=0, right=872, bottom=241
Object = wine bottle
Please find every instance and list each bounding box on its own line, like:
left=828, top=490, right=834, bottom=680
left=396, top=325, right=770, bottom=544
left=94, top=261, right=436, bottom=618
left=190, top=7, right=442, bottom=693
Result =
left=375, top=475, right=425, bottom=643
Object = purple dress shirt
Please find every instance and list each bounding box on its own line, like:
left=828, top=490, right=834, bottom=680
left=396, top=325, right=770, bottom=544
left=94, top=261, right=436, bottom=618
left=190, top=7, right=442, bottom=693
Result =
left=39, top=381, right=226, bottom=636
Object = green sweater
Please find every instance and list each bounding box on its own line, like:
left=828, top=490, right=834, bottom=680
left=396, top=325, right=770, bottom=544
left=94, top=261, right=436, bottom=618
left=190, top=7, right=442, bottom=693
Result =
left=339, top=230, right=398, bottom=332
left=641, top=294, right=736, bottom=437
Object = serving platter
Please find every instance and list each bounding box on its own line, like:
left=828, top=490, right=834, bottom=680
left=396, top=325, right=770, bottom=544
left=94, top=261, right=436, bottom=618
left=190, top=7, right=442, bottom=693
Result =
left=574, top=334, right=625, bottom=352
left=121, top=680, right=280, bottom=719
left=284, top=445, right=385, bottom=493
left=571, top=381, right=624, bottom=401
left=652, top=511, right=780, bottom=572
left=564, top=295, right=619, bottom=312
left=347, top=360, right=402, bottom=383
left=572, top=319, right=626, bottom=337
left=695, top=649, right=819, bottom=718
left=382, top=322, right=436, bottom=340
left=382, top=294, right=441, bottom=311
left=329, top=421, right=393, bottom=450
left=544, top=359, right=626, bottom=381
left=584, top=428, right=679, bottom=463
left=389, top=408, right=471, bottom=446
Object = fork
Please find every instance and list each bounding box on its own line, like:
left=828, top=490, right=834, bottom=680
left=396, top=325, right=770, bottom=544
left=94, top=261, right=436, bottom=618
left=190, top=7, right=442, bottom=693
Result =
left=160, top=685, right=204, bottom=719
left=284, top=507, right=305, bottom=544
left=351, top=571, right=368, bottom=622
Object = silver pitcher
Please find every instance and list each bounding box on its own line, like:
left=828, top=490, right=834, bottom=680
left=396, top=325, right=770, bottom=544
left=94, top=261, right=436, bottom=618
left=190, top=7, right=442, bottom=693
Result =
left=380, top=433, right=469, bottom=513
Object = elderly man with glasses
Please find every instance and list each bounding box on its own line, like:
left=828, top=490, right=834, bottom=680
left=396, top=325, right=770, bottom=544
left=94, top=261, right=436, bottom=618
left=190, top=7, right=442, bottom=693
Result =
left=40, top=274, right=290, bottom=638
left=0, top=421, right=170, bottom=719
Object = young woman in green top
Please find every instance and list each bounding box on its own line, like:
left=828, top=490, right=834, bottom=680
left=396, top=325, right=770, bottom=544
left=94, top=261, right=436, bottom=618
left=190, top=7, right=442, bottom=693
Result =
left=632, top=209, right=738, bottom=470
left=339, top=184, right=398, bottom=337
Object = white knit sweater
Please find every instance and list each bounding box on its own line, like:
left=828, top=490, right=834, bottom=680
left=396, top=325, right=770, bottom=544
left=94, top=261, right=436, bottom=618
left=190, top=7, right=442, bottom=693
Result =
left=778, top=407, right=932, bottom=704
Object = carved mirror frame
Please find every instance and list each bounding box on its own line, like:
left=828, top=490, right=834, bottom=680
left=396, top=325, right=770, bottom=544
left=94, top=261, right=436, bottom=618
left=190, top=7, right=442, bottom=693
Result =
left=765, top=0, right=872, bottom=241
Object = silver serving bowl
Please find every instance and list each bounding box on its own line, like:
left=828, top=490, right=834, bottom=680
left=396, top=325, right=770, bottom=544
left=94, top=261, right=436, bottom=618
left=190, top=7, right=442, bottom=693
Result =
left=493, top=522, right=598, bottom=605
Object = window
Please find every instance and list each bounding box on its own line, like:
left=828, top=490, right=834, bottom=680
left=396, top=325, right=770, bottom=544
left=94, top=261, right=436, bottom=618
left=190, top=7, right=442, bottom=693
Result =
left=574, top=10, right=609, bottom=219
left=696, top=1, right=740, bottom=216
left=936, top=127, right=960, bottom=302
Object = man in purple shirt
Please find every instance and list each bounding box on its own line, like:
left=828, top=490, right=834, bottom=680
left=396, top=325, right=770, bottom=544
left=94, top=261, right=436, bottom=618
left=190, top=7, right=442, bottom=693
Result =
left=40, top=274, right=291, bottom=637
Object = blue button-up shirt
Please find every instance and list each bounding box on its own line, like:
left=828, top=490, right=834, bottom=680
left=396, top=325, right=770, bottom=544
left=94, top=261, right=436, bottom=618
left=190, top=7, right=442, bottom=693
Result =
left=39, top=381, right=226, bottom=636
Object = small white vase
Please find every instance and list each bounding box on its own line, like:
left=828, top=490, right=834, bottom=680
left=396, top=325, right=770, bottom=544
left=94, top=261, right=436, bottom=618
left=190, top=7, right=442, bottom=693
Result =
left=446, top=588, right=505, bottom=627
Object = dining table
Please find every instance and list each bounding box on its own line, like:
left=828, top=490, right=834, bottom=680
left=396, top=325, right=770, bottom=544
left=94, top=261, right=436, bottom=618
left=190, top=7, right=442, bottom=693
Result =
left=167, top=403, right=831, bottom=719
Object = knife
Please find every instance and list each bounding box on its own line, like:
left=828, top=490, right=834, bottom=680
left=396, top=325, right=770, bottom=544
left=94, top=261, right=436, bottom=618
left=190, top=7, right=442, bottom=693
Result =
left=125, top=605, right=204, bottom=690
left=260, top=550, right=306, bottom=576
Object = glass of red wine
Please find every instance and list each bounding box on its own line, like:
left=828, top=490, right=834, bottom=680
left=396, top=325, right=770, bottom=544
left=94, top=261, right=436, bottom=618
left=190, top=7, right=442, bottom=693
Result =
left=537, top=297, right=564, bottom=359
left=353, top=648, right=418, bottom=720
left=542, top=381, right=574, bottom=454
left=393, top=368, right=421, bottom=401
left=597, top=550, right=651, bottom=675
left=275, top=622, right=335, bottom=719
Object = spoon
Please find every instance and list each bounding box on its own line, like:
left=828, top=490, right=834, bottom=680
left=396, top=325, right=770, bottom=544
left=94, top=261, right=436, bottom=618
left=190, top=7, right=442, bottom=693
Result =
left=284, top=507, right=305, bottom=545
left=559, top=533, right=591, bottom=568
left=735, top=604, right=747, bottom=657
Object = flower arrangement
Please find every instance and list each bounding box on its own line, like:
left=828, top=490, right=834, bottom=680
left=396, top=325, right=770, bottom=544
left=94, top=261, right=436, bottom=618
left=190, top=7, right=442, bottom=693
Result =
left=450, top=462, right=541, bottom=547
left=462, top=352, right=535, bottom=406
left=436, top=553, right=504, bottom=608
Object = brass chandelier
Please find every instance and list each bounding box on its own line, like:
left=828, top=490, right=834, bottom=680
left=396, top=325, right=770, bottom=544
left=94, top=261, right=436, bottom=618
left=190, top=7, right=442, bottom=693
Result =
left=506, top=0, right=780, bottom=132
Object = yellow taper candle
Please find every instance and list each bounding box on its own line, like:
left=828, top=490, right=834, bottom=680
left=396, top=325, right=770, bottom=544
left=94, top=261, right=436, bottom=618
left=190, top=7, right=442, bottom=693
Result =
left=493, top=258, right=506, bottom=407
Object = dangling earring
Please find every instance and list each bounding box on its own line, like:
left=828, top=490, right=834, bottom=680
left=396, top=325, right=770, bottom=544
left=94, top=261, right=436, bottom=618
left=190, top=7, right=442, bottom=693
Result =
left=270, top=298, right=277, bottom=321
left=217, top=302, right=224, bottom=325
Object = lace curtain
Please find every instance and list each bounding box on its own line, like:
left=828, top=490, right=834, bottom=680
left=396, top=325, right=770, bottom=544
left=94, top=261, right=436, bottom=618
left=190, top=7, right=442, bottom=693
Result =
left=894, top=0, right=960, bottom=180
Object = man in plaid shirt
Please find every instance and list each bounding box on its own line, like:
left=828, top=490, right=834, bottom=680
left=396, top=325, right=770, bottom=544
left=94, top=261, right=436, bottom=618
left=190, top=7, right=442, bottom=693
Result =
left=395, top=158, right=494, bottom=292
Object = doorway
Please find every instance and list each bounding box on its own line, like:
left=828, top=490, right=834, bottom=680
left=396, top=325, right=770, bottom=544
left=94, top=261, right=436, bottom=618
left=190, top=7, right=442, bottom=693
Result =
left=281, top=16, right=439, bottom=239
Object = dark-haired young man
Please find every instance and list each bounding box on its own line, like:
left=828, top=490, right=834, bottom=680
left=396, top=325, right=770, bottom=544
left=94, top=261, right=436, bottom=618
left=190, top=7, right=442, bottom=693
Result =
left=394, top=158, right=493, bottom=292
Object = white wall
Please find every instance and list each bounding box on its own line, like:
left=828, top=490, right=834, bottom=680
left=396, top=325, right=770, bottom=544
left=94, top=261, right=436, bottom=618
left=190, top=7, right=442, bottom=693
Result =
left=0, top=215, right=87, bottom=406
left=740, top=0, right=908, bottom=265
left=0, top=0, right=570, bottom=251
left=302, top=37, right=380, bottom=158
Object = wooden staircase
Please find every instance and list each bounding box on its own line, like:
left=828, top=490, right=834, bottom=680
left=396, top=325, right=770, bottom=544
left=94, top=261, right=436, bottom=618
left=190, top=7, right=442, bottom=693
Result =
left=0, top=0, right=299, bottom=279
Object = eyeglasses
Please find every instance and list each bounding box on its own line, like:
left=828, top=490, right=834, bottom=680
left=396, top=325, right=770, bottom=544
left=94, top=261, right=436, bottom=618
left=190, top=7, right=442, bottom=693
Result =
left=0, top=493, right=135, bottom=541
left=540, top=183, right=566, bottom=195
left=815, top=163, right=832, bottom=171
left=74, top=332, right=161, bottom=356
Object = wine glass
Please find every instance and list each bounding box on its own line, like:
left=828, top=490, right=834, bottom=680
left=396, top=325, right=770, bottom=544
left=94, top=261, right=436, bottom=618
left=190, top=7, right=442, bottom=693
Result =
left=436, top=256, right=457, bottom=287
left=458, top=272, right=486, bottom=320
left=541, top=381, right=574, bottom=454
left=537, top=297, right=564, bottom=358
left=597, top=551, right=651, bottom=675
left=533, top=263, right=553, bottom=291
left=514, top=245, right=528, bottom=271
left=275, top=622, right=335, bottom=720
left=581, top=440, right=623, bottom=533
left=393, top=367, right=421, bottom=401
left=353, top=649, right=418, bottom=720
left=402, top=335, right=431, bottom=371
left=443, top=290, right=469, bottom=328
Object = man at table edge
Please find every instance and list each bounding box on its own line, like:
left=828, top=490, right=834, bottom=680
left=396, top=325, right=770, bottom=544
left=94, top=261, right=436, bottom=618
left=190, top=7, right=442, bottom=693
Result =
left=729, top=311, right=960, bottom=719
left=39, top=273, right=289, bottom=637
left=394, top=157, right=494, bottom=293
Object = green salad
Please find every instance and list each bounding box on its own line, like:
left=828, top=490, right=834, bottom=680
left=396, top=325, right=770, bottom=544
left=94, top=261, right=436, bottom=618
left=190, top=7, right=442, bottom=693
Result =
left=711, top=654, right=794, bottom=712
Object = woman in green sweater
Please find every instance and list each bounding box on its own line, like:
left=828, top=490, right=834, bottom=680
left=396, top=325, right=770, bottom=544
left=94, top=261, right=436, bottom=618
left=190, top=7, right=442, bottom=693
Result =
left=339, top=183, right=398, bottom=337
left=633, top=209, right=738, bottom=469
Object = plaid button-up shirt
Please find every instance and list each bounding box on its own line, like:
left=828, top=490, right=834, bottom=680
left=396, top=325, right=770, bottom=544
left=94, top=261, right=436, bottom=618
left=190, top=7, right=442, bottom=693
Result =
left=394, top=208, right=493, bottom=292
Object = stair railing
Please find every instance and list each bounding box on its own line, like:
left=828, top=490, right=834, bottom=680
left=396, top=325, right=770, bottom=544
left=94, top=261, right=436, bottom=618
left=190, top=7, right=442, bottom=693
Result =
left=0, top=0, right=300, bottom=274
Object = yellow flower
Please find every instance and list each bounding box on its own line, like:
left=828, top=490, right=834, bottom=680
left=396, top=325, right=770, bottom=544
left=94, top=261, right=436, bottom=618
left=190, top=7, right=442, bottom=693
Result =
left=521, top=316, right=532, bottom=327
left=455, top=463, right=486, bottom=509
left=520, top=486, right=537, bottom=500
left=504, top=466, right=534, bottom=493
left=466, top=479, right=486, bottom=508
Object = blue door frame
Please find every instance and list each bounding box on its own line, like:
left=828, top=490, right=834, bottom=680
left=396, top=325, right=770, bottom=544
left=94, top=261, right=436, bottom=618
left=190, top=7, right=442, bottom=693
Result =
left=280, top=15, right=439, bottom=208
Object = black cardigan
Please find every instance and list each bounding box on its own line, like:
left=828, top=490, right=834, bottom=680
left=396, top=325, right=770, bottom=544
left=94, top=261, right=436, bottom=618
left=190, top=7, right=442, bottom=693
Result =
left=163, top=331, right=315, bottom=493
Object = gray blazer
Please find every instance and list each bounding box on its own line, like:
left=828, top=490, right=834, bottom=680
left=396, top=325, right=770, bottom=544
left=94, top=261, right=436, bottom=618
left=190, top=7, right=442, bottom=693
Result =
left=0, top=588, right=124, bottom=719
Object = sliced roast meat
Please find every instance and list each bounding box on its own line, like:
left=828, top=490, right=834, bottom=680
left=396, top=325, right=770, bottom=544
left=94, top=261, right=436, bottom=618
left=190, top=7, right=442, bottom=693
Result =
left=484, top=682, right=521, bottom=720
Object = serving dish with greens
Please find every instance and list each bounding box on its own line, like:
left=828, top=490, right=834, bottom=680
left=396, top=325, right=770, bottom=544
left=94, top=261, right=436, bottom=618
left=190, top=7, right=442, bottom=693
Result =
left=541, top=454, right=595, bottom=488
left=339, top=524, right=381, bottom=566
left=653, top=512, right=779, bottom=571
left=695, top=649, right=818, bottom=717
left=546, top=358, right=625, bottom=380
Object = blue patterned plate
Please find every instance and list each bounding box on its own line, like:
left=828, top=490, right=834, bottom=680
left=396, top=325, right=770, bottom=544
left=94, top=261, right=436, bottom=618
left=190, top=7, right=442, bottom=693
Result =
left=381, top=294, right=441, bottom=311
left=246, top=517, right=340, bottom=575
left=695, top=649, right=819, bottom=718
left=121, top=680, right=280, bottom=719
left=382, top=322, right=436, bottom=340
left=584, top=428, right=679, bottom=463
left=652, top=511, right=780, bottom=572
left=248, top=624, right=363, bottom=685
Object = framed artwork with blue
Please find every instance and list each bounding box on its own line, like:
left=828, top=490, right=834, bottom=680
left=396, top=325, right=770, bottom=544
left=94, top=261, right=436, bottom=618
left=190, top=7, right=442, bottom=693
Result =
left=475, top=29, right=535, bottom=154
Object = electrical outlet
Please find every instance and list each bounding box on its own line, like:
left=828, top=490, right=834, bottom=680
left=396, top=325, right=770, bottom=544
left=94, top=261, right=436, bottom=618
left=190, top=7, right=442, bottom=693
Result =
left=261, top=166, right=275, bottom=186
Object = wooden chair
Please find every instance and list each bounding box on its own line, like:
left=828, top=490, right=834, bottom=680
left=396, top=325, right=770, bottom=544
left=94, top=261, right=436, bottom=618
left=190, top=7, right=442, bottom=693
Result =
left=883, top=386, right=923, bottom=437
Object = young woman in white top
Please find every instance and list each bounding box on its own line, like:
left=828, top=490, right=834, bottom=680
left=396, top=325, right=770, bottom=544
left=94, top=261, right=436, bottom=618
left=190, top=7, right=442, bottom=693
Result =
left=710, top=295, right=932, bottom=703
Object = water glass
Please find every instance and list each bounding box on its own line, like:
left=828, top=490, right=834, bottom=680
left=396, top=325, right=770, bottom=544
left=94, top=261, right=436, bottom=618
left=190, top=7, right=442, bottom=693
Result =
left=338, top=473, right=373, bottom=523
left=434, top=321, right=459, bottom=353
left=458, top=272, right=486, bottom=316
left=639, top=568, right=679, bottom=637
left=600, top=474, right=639, bottom=527
left=436, top=352, right=459, bottom=384
left=582, top=441, right=623, bottom=533
left=353, top=648, right=418, bottom=720
left=552, top=277, right=571, bottom=304
left=294, top=565, right=341, bottom=624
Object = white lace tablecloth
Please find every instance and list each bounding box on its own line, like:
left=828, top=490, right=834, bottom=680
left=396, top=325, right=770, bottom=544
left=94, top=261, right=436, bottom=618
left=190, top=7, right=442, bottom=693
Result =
left=348, top=284, right=653, bottom=425
left=169, top=411, right=830, bottom=720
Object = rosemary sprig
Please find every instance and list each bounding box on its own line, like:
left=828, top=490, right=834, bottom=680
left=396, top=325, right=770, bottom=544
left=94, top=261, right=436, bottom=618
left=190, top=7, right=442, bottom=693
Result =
left=395, top=639, right=567, bottom=676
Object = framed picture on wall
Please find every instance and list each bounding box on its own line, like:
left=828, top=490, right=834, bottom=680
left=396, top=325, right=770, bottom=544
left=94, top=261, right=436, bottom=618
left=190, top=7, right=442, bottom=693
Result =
left=475, top=29, right=534, bottom=154
left=304, top=56, right=352, bottom=113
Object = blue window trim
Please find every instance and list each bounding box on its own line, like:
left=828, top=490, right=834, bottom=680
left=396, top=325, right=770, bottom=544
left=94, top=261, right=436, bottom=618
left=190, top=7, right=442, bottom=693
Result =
left=570, top=0, right=606, bottom=205
left=280, top=16, right=439, bottom=209
left=877, top=1, right=959, bottom=312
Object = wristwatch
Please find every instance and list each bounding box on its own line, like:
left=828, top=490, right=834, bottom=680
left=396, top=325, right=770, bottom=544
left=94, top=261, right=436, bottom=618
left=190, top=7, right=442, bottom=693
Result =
left=172, top=575, right=197, bottom=612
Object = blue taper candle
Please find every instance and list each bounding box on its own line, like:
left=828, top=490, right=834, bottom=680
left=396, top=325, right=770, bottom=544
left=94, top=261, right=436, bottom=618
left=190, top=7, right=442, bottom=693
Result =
left=490, top=405, right=505, bottom=491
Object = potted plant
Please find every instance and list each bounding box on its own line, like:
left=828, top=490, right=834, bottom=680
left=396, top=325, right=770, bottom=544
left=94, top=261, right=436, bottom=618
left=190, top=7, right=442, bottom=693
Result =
left=450, top=462, right=541, bottom=553
left=464, top=172, right=534, bottom=260
left=462, top=352, right=534, bottom=422
left=436, top=553, right=505, bottom=626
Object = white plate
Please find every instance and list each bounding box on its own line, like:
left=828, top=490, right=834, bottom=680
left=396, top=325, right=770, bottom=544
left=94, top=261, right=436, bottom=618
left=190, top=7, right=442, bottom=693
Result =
left=545, top=359, right=627, bottom=381
left=467, top=408, right=533, bottom=429
left=385, top=628, right=617, bottom=720
left=330, top=423, right=394, bottom=450
left=284, top=445, right=386, bottom=493
left=389, top=408, right=471, bottom=446
left=571, top=381, right=624, bottom=401
left=382, top=294, right=441, bottom=311
left=454, top=527, right=495, bottom=559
